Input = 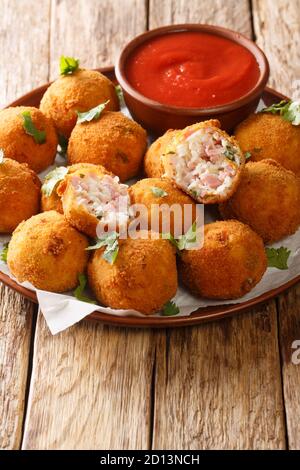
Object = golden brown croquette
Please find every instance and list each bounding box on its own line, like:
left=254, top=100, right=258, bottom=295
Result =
left=40, top=69, right=119, bottom=138
left=144, top=130, right=176, bottom=178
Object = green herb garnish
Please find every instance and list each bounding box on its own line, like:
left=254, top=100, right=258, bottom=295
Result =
left=0, top=243, right=9, bottom=263
left=266, top=247, right=291, bottom=270
left=60, top=56, right=79, bottom=75
left=22, top=111, right=46, bottom=144
left=223, top=145, right=236, bottom=161
left=261, top=100, right=300, bottom=126
left=73, top=273, right=96, bottom=304
left=58, top=134, right=68, bottom=156
left=115, top=85, right=125, bottom=107
left=76, top=101, right=109, bottom=124
left=245, top=151, right=252, bottom=160
left=86, top=231, right=119, bottom=265
left=42, top=166, right=69, bottom=197
left=163, top=220, right=199, bottom=252
left=162, top=300, right=180, bottom=316
left=189, top=189, right=198, bottom=199
left=150, top=186, right=168, bottom=197
left=0, top=148, right=4, bottom=164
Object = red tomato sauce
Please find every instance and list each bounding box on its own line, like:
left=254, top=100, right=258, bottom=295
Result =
left=125, top=32, right=260, bottom=108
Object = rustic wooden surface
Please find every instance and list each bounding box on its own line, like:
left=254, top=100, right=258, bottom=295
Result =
left=0, top=0, right=300, bottom=450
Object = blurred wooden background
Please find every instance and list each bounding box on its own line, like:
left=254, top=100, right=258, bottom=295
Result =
left=0, top=0, right=300, bottom=450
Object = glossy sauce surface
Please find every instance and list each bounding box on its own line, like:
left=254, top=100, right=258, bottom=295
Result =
left=126, top=32, right=260, bottom=108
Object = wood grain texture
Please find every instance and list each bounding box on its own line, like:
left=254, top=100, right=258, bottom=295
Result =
left=149, top=0, right=286, bottom=450
left=49, top=0, right=147, bottom=79
left=253, top=0, right=300, bottom=450
left=0, top=0, right=51, bottom=108
left=153, top=305, right=286, bottom=450
left=22, top=0, right=153, bottom=450
left=0, top=0, right=50, bottom=449
left=0, top=284, right=35, bottom=449
left=252, top=0, right=300, bottom=95
left=23, top=316, right=156, bottom=449
left=149, top=0, right=252, bottom=37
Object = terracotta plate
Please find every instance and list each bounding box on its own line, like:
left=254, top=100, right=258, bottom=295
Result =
left=0, top=67, right=298, bottom=328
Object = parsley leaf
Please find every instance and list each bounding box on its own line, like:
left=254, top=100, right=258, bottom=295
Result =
left=266, top=247, right=291, bottom=270
left=115, top=85, right=125, bottom=107
left=58, top=134, right=68, bottom=156
left=162, top=300, right=180, bottom=316
left=0, top=243, right=8, bottom=263
left=86, top=231, right=120, bottom=265
left=261, top=100, right=300, bottom=126
left=223, top=145, right=237, bottom=161
left=163, top=220, right=199, bottom=252
left=77, top=101, right=109, bottom=124
left=73, top=273, right=96, bottom=304
left=42, top=167, right=69, bottom=197
left=60, top=56, right=79, bottom=75
left=150, top=186, right=168, bottom=197
left=22, top=111, right=46, bottom=144
left=245, top=151, right=252, bottom=160
left=0, top=148, right=4, bottom=164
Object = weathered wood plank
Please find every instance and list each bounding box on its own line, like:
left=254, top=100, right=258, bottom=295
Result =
left=23, top=316, right=156, bottom=449
left=150, top=0, right=286, bottom=450
left=253, top=0, right=300, bottom=449
left=0, top=0, right=50, bottom=449
left=49, top=0, right=147, bottom=79
left=149, top=0, right=252, bottom=37
left=23, top=0, right=152, bottom=450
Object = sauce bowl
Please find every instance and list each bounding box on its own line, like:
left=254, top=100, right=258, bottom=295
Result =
left=115, top=24, right=270, bottom=134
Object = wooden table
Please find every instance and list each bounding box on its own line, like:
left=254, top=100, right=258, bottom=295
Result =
left=0, top=0, right=300, bottom=451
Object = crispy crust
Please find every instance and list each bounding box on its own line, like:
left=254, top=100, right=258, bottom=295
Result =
left=219, top=159, right=300, bottom=243
left=0, top=106, right=58, bottom=173
left=40, top=69, right=120, bottom=138
left=0, top=158, right=41, bottom=233
left=67, top=111, right=147, bottom=182
left=235, top=112, right=300, bottom=175
left=88, top=233, right=178, bottom=314
left=161, top=120, right=245, bottom=204
left=7, top=211, right=89, bottom=292
left=179, top=220, right=267, bottom=300
left=144, top=129, right=176, bottom=178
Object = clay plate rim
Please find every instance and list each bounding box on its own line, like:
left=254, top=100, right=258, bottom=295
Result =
left=0, top=66, right=297, bottom=328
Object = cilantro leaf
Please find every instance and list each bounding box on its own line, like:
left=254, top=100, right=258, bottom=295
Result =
left=22, top=111, right=46, bottom=144
left=162, top=300, right=180, bottom=316
left=42, top=166, right=69, bottom=197
left=60, top=56, right=79, bottom=75
left=163, top=221, right=199, bottom=252
left=0, top=148, right=4, bottom=164
left=58, top=134, right=68, bottom=156
left=0, top=243, right=9, bottom=263
left=115, top=85, right=125, bottom=107
left=76, top=101, right=109, bottom=124
left=266, top=247, right=291, bottom=270
left=73, top=273, right=96, bottom=304
left=150, top=186, right=168, bottom=197
left=86, top=231, right=120, bottom=265
left=261, top=100, right=300, bottom=126
left=245, top=151, right=252, bottom=160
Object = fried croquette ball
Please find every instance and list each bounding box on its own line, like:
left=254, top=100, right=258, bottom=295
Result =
left=129, top=178, right=198, bottom=236
left=219, top=159, right=300, bottom=243
left=146, top=120, right=245, bottom=204
left=40, top=69, right=119, bottom=138
left=235, top=112, right=300, bottom=175
left=144, top=130, right=176, bottom=178
left=0, top=158, right=41, bottom=233
left=41, top=163, right=107, bottom=213
left=88, top=233, right=178, bottom=314
left=178, top=220, right=267, bottom=300
left=0, top=107, right=58, bottom=173
left=57, top=166, right=131, bottom=238
left=68, top=111, right=147, bottom=182
left=7, top=211, right=89, bottom=292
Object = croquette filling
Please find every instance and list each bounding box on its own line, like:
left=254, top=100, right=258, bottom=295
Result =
left=164, top=127, right=241, bottom=199
left=72, top=174, right=131, bottom=226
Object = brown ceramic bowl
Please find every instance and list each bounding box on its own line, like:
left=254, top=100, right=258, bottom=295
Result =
left=115, top=24, right=270, bottom=135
